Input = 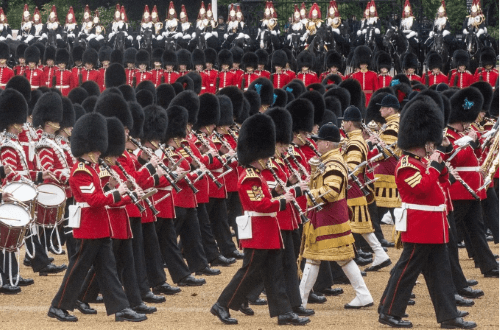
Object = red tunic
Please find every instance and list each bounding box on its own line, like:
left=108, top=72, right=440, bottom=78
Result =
left=297, top=71, right=318, bottom=86
left=81, top=69, right=104, bottom=88
left=473, top=67, right=498, bottom=88
left=162, top=70, right=179, bottom=85
left=125, top=68, right=137, bottom=86
left=36, top=134, right=71, bottom=197
left=71, top=66, right=84, bottom=86
left=0, top=66, right=14, bottom=89
left=351, top=71, right=378, bottom=107
left=135, top=70, right=152, bottom=85
left=168, top=145, right=201, bottom=208
left=377, top=74, right=392, bottom=89
left=421, top=72, right=449, bottom=86
left=43, top=66, right=57, bottom=87
left=217, top=70, right=236, bottom=89
left=241, top=72, right=259, bottom=91
left=98, top=67, right=107, bottom=91
left=272, top=72, right=292, bottom=89
left=406, top=73, right=421, bottom=82
left=14, top=65, right=27, bottom=76
left=449, top=71, right=474, bottom=89
left=0, top=134, right=40, bottom=183
left=54, top=69, right=77, bottom=96
left=319, top=71, right=344, bottom=83
left=255, top=69, right=271, bottom=79
left=230, top=68, right=244, bottom=89
left=25, top=68, right=46, bottom=90
left=18, top=125, right=38, bottom=171
left=284, top=69, right=296, bottom=81
left=200, top=69, right=218, bottom=94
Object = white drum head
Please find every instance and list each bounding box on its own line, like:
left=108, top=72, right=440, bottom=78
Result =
left=0, top=203, right=30, bottom=226
left=3, top=182, right=37, bottom=202
left=37, top=184, right=66, bottom=206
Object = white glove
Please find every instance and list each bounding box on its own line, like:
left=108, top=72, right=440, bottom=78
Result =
left=463, top=29, right=469, bottom=35
left=191, top=32, right=197, bottom=39
left=97, top=35, right=104, bottom=41
left=182, top=35, right=191, bottom=40
left=403, top=29, right=411, bottom=33
left=157, top=35, right=163, bottom=40
left=443, top=30, right=450, bottom=37
left=477, top=29, right=484, bottom=37
left=42, top=33, right=47, bottom=39
left=333, top=28, right=340, bottom=34
left=26, top=35, right=34, bottom=42
left=271, top=30, right=277, bottom=35
left=137, top=35, right=142, bottom=41
left=16, top=35, right=21, bottom=40
left=287, top=34, right=292, bottom=40
left=68, top=33, right=75, bottom=38
left=56, top=34, right=62, bottom=40
left=429, top=31, right=435, bottom=37
left=174, top=32, right=183, bottom=39
left=0, top=37, right=5, bottom=41
left=375, top=28, right=380, bottom=34
left=224, top=33, right=228, bottom=39
left=127, top=35, right=133, bottom=41
left=362, top=29, right=367, bottom=34
left=357, top=30, right=361, bottom=36
left=205, top=32, right=212, bottom=39
left=212, top=31, right=218, bottom=38
left=484, top=27, right=488, bottom=33
left=407, top=31, right=416, bottom=39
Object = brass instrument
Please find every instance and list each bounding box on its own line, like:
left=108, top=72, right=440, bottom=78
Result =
left=154, top=21, right=163, bottom=34
left=478, top=130, right=499, bottom=191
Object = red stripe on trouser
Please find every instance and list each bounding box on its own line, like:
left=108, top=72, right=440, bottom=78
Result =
left=57, top=239, right=84, bottom=308
left=227, top=250, right=255, bottom=308
left=387, top=244, right=416, bottom=315
left=81, top=272, right=97, bottom=301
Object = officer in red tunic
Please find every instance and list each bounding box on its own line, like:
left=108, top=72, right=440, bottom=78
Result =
left=54, top=49, right=77, bottom=96
left=255, top=49, right=271, bottom=79
left=48, top=112, right=146, bottom=322
left=230, top=46, right=245, bottom=88
left=80, top=48, right=104, bottom=88
left=150, top=49, right=164, bottom=87
left=124, top=47, right=138, bottom=87
left=421, top=52, right=448, bottom=86
left=474, top=47, right=498, bottom=88
left=271, top=50, right=292, bottom=88
left=240, top=52, right=259, bottom=91
left=376, top=51, right=393, bottom=89
left=378, top=97, right=474, bottom=329
left=161, top=49, right=179, bottom=84
left=201, top=48, right=218, bottom=94
left=24, top=45, right=46, bottom=90
left=135, top=50, right=152, bottom=86
left=320, top=51, right=344, bottom=83
left=14, top=44, right=28, bottom=76
left=210, top=114, right=309, bottom=326
left=177, top=49, right=191, bottom=77
left=351, top=46, right=378, bottom=107
left=98, top=46, right=112, bottom=92
left=401, top=52, right=421, bottom=82
left=0, top=42, right=13, bottom=89
left=42, top=46, right=57, bottom=88
left=296, top=51, right=318, bottom=86
left=449, top=50, right=474, bottom=88
left=70, top=45, right=84, bottom=86
left=217, top=49, right=236, bottom=90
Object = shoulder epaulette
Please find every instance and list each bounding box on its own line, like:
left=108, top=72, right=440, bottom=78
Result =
left=73, top=162, right=92, bottom=176
left=242, top=168, right=260, bottom=182
left=397, top=156, right=419, bottom=172
left=98, top=166, right=110, bottom=178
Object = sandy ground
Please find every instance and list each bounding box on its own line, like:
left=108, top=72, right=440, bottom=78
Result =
left=0, top=225, right=498, bottom=330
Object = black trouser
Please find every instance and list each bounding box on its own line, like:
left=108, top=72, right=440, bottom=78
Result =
left=129, top=217, right=150, bottom=296
left=206, top=198, right=237, bottom=257
left=155, top=217, right=191, bottom=283
left=369, top=202, right=385, bottom=242
left=453, top=200, right=498, bottom=274
left=379, top=243, right=458, bottom=323
left=313, top=261, right=335, bottom=292
left=21, top=231, right=52, bottom=272
left=142, top=221, right=167, bottom=288
left=217, top=248, right=292, bottom=317
left=447, top=212, right=468, bottom=291
left=292, top=226, right=302, bottom=260
left=482, top=188, right=499, bottom=244
left=174, top=206, right=208, bottom=273
left=226, top=191, right=242, bottom=242
left=80, top=239, right=142, bottom=308
left=64, top=198, right=77, bottom=261
left=196, top=203, right=221, bottom=263
left=51, top=238, right=129, bottom=315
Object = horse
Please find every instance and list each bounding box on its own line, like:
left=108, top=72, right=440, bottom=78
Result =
left=195, top=33, right=207, bottom=50
left=113, top=31, right=126, bottom=52
left=307, top=29, right=327, bottom=73
left=260, top=30, right=279, bottom=53
left=140, top=29, right=153, bottom=54
left=164, top=36, right=179, bottom=51
left=365, top=27, right=378, bottom=51
left=289, top=34, right=302, bottom=59
left=46, top=29, right=57, bottom=48
left=383, top=28, right=409, bottom=74
left=430, top=32, right=449, bottom=69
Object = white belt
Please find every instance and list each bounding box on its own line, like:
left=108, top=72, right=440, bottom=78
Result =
left=55, top=85, right=70, bottom=89
left=213, top=168, right=223, bottom=173
left=157, top=186, right=173, bottom=191
left=245, top=211, right=277, bottom=217
left=76, top=202, right=90, bottom=208
left=455, top=166, right=481, bottom=172
left=31, top=85, right=39, bottom=89
left=401, top=202, right=446, bottom=212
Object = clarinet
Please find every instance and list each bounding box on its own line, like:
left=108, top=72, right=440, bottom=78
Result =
left=266, top=161, right=309, bottom=223
left=161, top=144, right=199, bottom=194
left=128, top=137, right=182, bottom=193
left=361, top=123, right=399, bottom=161
left=348, top=169, right=371, bottom=196
left=298, top=134, right=321, bottom=158
left=98, top=158, right=146, bottom=213
left=213, top=131, right=238, bottom=163
left=115, top=160, right=160, bottom=216
left=194, top=132, right=232, bottom=171
left=182, top=145, right=223, bottom=188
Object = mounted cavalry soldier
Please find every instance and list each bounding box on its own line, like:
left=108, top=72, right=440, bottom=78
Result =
left=325, top=0, right=349, bottom=49
left=18, top=5, right=34, bottom=44
left=257, top=1, right=280, bottom=49
left=193, top=2, right=219, bottom=49
left=286, top=5, right=306, bottom=49
left=303, top=3, right=324, bottom=47
left=400, top=0, right=420, bottom=51
left=462, top=0, right=487, bottom=47
left=64, top=7, right=79, bottom=48
left=107, top=5, right=133, bottom=48
left=137, top=5, right=159, bottom=49
left=43, top=5, right=65, bottom=48
left=0, top=8, right=13, bottom=42
left=78, top=5, right=93, bottom=42
left=357, top=1, right=381, bottom=46
left=426, top=0, right=453, bottom=49
left=88, top=10, right=106, bottom=50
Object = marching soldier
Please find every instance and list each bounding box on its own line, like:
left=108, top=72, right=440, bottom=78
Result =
left=449, top=50, right=474, bottom=88
left=150, top=48, right=164, bottom=87
left=376, top=51, right=393, bottom=89
left=161, top=49, right=179, bottom=84
left=217, top=49, right=236, bottom=89
left=71, top=45, right=84, bottom=86
left=42, top=46, right=56, bottom=88
left=271, top=50, right=292, bottom=88
left=474, top=47, right=498, bottom=87
left=426, top=1, right=453, bottom=50
left=135, top=50, right=152, bottom=86
left=240, top=52, right=259, bottom=91
left=297, top=51, right=318, bottom=86
left=124, top=48, right=137, bottom=87
left=98, top=46, right=112, bottom=91
left=351, top=46, right=378, bottom=106
left=462, top=0, right=487, bottom=46
left=24, top=45, right=46, bottom=90
left=229, top=47, right=244, bottom=88
left=201, top=48, right=218, bottom=94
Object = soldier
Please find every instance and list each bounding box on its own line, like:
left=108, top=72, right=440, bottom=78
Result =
left=303, top=3, right=324, bottom=46
left=201, top=48, right=218, bottom=94
left=229, top=47, right=244, bottom=88
left=71, top=45, right=85, bottom=86
left=357, top=1, right=381, bottom=43
left=87, top=10, right=106, bottom=50
left=124, top=48, right=137, bottom=87
left=24, top=45, right=46, bottom=90
left=193, top=2, right=219, bottom=49
left=351, top=46, right=378, bottom=106
left=30, top=7, right=45, bottom=44
left=401, top=52, right=421, bottom=82
left=135, top=50, right=152, bottom=86
left=150, top=48, right=164, bottom=87
left=43, top=5, right=65, bottom=48
left=0, top=8, right=13, bottom=42
left=107, top=5, right=133, bottom=48
left=462, top=0, right=487, bottom=46
left=271, top=50, right=292, bottom=88
left=54, top=49, right=77, bottom=96
left=137, top=5, right=153, bottom=47
left=78, top=5, right=93, bottom=41
left=257, top=1, right=280, bottom=49
left=80, top=48, right=104, bottom=88
left=64, top=7, right=79, bottom=48
left=297, top=51, right=318, bottom=86
left=325, top=0, right=349, bottom=48
left=426, top=1, right=453, bottom=50
left=449, top=50, right=474, bottom=88
left=240, top=52, right=259, bottom=91
left=14, top=44, right=28, bottom=76
left=217, top=49, right=236, bottom=89
left=376, top=51, right=393, bottom=89
left=320, top=51, right=344, bottom=83
left=255, top=49, right=271, bottom=79
left=177, top=49, right=191, bottom=77
left=474, top=47, right=498, bottom=87
left=0, top=42, right=13, bottom=89
left=161, top=2, right=179, bottom=44
left=42, top=46, right=57, bottom=88
left=18, top=5, right=33, bottom=44
left=286, top=5, right=306, bottom=48
left=422, top=52, right=448, bottom=86
left=98, top=46, right=112, bottom=91
left=400, top=0, right=420, bottom=51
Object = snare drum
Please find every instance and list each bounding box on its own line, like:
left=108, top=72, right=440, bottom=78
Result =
left=0, top=203, right=31, bottom=252
left=3, top=182, right=38, bottom=218
left=35, top=184, right=66, bottom=227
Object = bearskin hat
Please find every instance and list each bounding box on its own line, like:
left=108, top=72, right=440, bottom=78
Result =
left=177, top=49, right=192, bottom=68
left=449, top=87, right=484, bottom=124
left=366, top=92, right=388, bottom=125
left=204, top=48, right=217, bottom=65
left=68, top=87, right=88, bottom=105
left=73, top=104, right=85, bottom=123
left=82, top=95, right=97, bottom=113
left=441, top=88, right=457, bottom=101
left=248, top=77, right=274, bottom=106
left=322, top=74, right=342, bottom=86
left=136, top=89, right=154, bottom=107
left=284, top=80, right=306, bottom=99
left=412, top=82, right=427, bottom=91
left=0, top=89, right=28, bottom=131
left=392, top=82, right=412, bottom=104
left=60, top=97, right=75, bottom=129
left=339, top=79, right=364, bottom=109
left=94, top=92, right=133, bottom=129
left=105, top=63, right=126, bottom=88
left=300, top=90, right=325, bottom=125
left=297, top=51, right=314, bottom=69
left=326, top=51, right=342, bottom=70
left=471, top=81, right=493, bottom=111
left=169, top=90, right=199, bottom=125
left=192, top=49, right=205, bottom=66
left=374, top=87, right=395, bottom=97
left=218, top=86, right=243, bottom=120
left=255, top=49, right=269, bottom=66
left=453, top=49, right=469, bottom=68
left=98, top=46, right=112, bottom=63
left=306, top=83, right=326, bottom=94
left=142, top=105, right=168, bottom=142
left=0, top=42, right=9, bottom=60
left=418, top=89, right=444, bottom=115
left=480, top=47, right=496, bottom=67
left=81, top=80, right=100, bottom=97
left=128, top=101, right=144, bottom=139
left=135, top=49, right=150, bottom=67
left=162, top=49, right=177, bottom=67
left=71, top=113, right=108, bottom=157
left=440, top=94, right=451, bottom=124
left=242, top=52, right=258, bottom=69
left=194, top=93, right=220, bottom=130
left=171, top=82, right=184, bottom=94
left=136, top=80, right=156, bottom=101
left=15, top=43, right=28, bottom=60
left=286, top=90, right=295, bottom=104
left=265, top=107, right=292, bottom=144
left=427, top=52, right=442, bottom=70
left=24, top=45, right=40, bottom=64
left=118, top=84, right=136, bottom=102
left=217, top=95, right=234, bottom=126
left=164, top=105, right=188, bottom=141
left=377, top=51, right=392, bottom=71
left=186, top=71, right=202, bottom=94
left=43, top=46, right=56, bottom=63
left=32, top=92, right=63, bottom=128
left=157, top=84, right=176, bottom=109
left=28, top=90, right=42, bottom=116
left=237, top=113, right=276, bottom=166
left=391, top=73, right=411, bottom=86
left=124, top=47, right=137, bottom=64
left=353, top=45, right=372, bottom=68
left=237, top=98, right=250, bottom=124
left=286, top=98, right=314, bottom=133
left=244, top=90, right=261, bottom=116
left=398, top=96, right=444, bottom=150
left=6, top=76, right=31, bottom=103
left=55, top=48, right=70, bottom=66
left=436, top=83, right=449, bottom=92
left=175, top=75, right=194, bottom=92
left=324, top=96, right=342, bottom=118
left=110, top=49, right=123, bottom=65
left=151, top=48, right=164, bottom=64
left=320, top=109, right=338, bottom=127
left=102, top=117, right=125, bottom=158
left=271, top=50, right=287, bottom=68
left=218, top=49, right=233, bottom=67
left=273, top=89, right=287, bottom=108
left=490, top=89, right=498, bottom=117
left=230, top=46, right=244, bottom=63
left=325, top=86, right=351, bottom=111
left=402, top=52, right=418, bottom=70
left=71, top=45, right=84, bottom=63
left=82, top=48, right=98, bottom=67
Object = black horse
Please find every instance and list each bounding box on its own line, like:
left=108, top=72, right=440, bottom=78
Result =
left=113, top=31, right=126, bottom=52
left=307, top=29, right=327, bottom=73
left=140, top=29, right=153, bottom=54
left=383, top=28, right=409, bottom=73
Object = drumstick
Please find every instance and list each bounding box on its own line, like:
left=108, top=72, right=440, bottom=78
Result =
left=0, top=190, right=29, bottom=207
left=0, top=216, right=21, bottom=221
left=47, top=172, right=62, bottom=184
left=38, top=190, right=57, bottom=195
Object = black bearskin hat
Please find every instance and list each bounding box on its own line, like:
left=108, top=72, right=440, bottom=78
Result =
left=402, top=52, right=418, bottom=70
left=255, top=49, right=269, bottom=66
left=300, top=90, right=325, bottom=125
left=136, top=80, right=156, bottom=101
left=171, top=82, right=183, bottom=94
left=98, top=46, right=112, bottom=63
left=82, top=95, right=97, bottom=113
left=162, top=49, right=177, bottom=67
left=72, top=45, right=85, bottom=63
left=192, top=49, right=205, bottom=66
left=82, top=48, right=98, bottom=67
left=353, top=45, right=372, bottom=68
left=73, top=104, right=85, bottom=123
left=128, top=101, right=144, bottom=139
left=248, top=77, right=274, bottom=106
left=165, top=105, right=188, bottom=141
left=142, top=105, right=168, bottom=142
left=365, top=92, right=388, bottom=125
left=43, top=46, right=56, bottom=63
left=194, top=93, right=220, bottom=130
left=110, top=49, right=123, bottom=65
left=244, top=90, right=261, bottom=116
left=339, top=79, right=364, bottom=109
left=320, top=109, right=338, bottom=127
left=453, top=49, right=469, bottom=68
left=324, top=96, right=342, bottom=118
left=118, top=84, right=136, bottom=102
left=377, top=51, right=392, bottom=71
left=326, top=51, right=342, bottom=69
left=175, top=75, right=194, bottom=91
left=6, top=76, right=31, bottom=103
left=204, top=48, right=217, bottom=65
left=218, top=86, right=243, bottom=120
left=427, top=52, right=442, bottom=70
left=105, top=63, right=126, bottom=88
left=322, top=74, right=342, bottom=86
left=242, top=52, right=258, bottom=69
left=177, top=49, right=192, bottom=68
left=94, top=92, right=133, bottom=129
left=470, top=81, right=493, bottom=111
left=71, top=112, right=108, bottom=157
left=102, top=117, right=125, bottom=158
left=391, top=73, right=411, bottom=86
left=0, top=89, right=28, bottom=131
left=60, top=97, right=75, bottom=129
left=55, top=48, right=70, bottom=66
left=449, top=87, right=484, bottom=124
left=284, top=80, right=306, bottom=99
left=490, top=89, right=498, bottom=118
left=124, top=47, right=137, bottom=64
left=136, top=89, right=154, bottom=107
left=24, top=45, right=40, bottom=64
left=480, top=47, right=496, bottom=67
left=32, top=92, right=63, bottom=128
left=169, top=90, right=199, bottom=125
left=28, top=90, right=42, bottom=116
left=68, top=87, right=88, bottom=104
left=16, top=43, right=28, bottom=60
left=271, top=50, right=287, bottom=68
left=157, top=84, right=176, bottom=109
left=186, top=71, right=202, bottom=95
left=152, top=48, right=164, bottom=64
left=273, top=89, right=287, bottom=108
left=237, top=98, right=250, bottom=124
left=325, top=86, right=351, bottom=111
left=230, top=46, right=244, bottom=63
left=0, top=42, right=9, bottom=60
left=135, top=49, right=150, bottom=68
left=237, top=113, right=276, bottom=166
left=81, top=80, right=100, bottom=97
left=217, top=95, right=234, bottom=126
left=306, top=83, right=326, bottom=94
left=218, top=49, right=233, bottom=67
left=297, top=51, right=314, bottom=69
left=265, top=107, right=292, bottom=144
left=286, top=98, right=314, bottom=133
left=398, top=96, right=443, bottom=150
